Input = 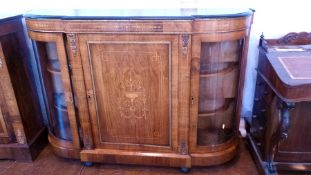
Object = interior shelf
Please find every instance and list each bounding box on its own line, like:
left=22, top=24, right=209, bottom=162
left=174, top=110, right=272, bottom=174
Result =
left=197, top=127, right=233, bottom=146
left=47, top=66, right=61, bottom=74
left=198, top=99, right=234, bottom=117
left=199, top=64, right=238, bottom=77
left=200, top=62, right=237, bottom=74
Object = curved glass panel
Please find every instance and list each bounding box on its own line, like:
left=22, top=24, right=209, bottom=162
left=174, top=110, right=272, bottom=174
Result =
left=35, top=42, right=72, bottom=141
left=197, top=40, right=243, bottom=146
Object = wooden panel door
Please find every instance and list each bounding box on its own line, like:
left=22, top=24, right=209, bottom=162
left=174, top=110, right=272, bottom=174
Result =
left=78, top=34, right=179, bottom=152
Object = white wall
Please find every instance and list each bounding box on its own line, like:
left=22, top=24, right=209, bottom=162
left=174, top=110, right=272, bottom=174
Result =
left=1, top=0, right=310, bottom=117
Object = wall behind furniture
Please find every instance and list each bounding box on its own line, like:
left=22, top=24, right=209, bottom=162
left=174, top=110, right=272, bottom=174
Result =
left=1, top=0, right=310, bottom=119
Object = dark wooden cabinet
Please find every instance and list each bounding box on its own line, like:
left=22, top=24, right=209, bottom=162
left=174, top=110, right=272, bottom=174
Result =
left=249, top=32, right=311, bottom=174
left=0, top=15, right=46, bottom=161
left=25, top=9, right=254, bottom=169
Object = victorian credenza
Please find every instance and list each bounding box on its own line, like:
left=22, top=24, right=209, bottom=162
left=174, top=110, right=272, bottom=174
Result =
left=249, top=33, right=311, bottom=174
left=25, top=9, right=254, bottom=170
left=0, top=14, right=46, bottom=161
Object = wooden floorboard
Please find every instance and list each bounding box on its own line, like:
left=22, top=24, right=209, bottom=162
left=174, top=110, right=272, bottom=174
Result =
left=0, top=139, right=259, bottom=175
left=0, top=145, right=83, bottom=175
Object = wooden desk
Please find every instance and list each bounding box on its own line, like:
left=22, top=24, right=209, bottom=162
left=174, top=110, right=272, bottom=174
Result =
left=249, top=32, right=311, bottom=174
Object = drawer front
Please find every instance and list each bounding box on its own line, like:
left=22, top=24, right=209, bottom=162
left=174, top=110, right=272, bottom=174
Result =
left=78, top=34, right=179, bottom=152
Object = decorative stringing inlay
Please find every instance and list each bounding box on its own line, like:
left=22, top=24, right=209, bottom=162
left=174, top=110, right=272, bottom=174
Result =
left=278, top=56, right=311, bottom=79
left=67, top=22, right=163, bottom=32
left=33, top=23, right=49, bottom=28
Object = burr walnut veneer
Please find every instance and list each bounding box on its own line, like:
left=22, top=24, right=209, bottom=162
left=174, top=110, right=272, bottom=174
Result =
left=25, top=9, right=254, bottom=169
left=0, top=15, right=46, bottom=161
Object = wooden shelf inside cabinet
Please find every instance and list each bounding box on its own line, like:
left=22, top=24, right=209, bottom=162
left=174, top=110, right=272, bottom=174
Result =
left=54, top=104, right=67, bottom=111
left=25, top=8, right=254, bottom=168
left=47, top=66, right=61, bottom=74
left=197, top=101, right=235, bottom=145
left=197, top=128, right=234, bottom=146
left=199, top=64, right=239, bottom=77
left=200, top=62, right=237, bottom=74
left=198, top=100, right=234, bottom=117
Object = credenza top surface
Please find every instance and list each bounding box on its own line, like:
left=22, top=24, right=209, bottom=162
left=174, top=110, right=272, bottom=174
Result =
left=24, top=8, right=253, bottom=20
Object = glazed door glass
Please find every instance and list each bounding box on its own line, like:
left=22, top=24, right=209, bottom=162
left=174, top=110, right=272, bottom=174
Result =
left=197, top=40, right=243, bottom=146
left=33, top=42, right=72, bottom=141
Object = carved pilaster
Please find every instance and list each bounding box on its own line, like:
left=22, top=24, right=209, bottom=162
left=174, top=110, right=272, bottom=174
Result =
left=84, top=131, right=93, bottom=150
left=179, top=140, right=188, bottom=155
left=86, top=90, right=94, bottom=100
left=181, top=34, right=190, bottom=55
left=68, top=33, right=77, bottom=56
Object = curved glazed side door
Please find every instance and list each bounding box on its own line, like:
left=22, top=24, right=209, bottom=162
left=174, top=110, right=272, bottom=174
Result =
left=28, top=31, right=80, bottom=151
left=189, top=30, right=248, bottom=157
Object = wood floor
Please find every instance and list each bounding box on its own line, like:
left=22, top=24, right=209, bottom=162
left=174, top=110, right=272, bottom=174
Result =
left=1, top=139, right=309, bottom=175
left=0, top=139, right=258, bottom=175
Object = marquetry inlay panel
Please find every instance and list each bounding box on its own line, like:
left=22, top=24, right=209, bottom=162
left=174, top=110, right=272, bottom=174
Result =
left=88, top=41, right=171, bottom=146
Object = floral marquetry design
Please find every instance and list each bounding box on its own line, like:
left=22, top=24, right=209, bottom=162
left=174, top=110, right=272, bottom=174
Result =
left=118, top=69, right=148, bottom=120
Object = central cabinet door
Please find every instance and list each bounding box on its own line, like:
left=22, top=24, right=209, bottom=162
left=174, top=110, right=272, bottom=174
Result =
left=78, top=34, right=179, bottom=151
